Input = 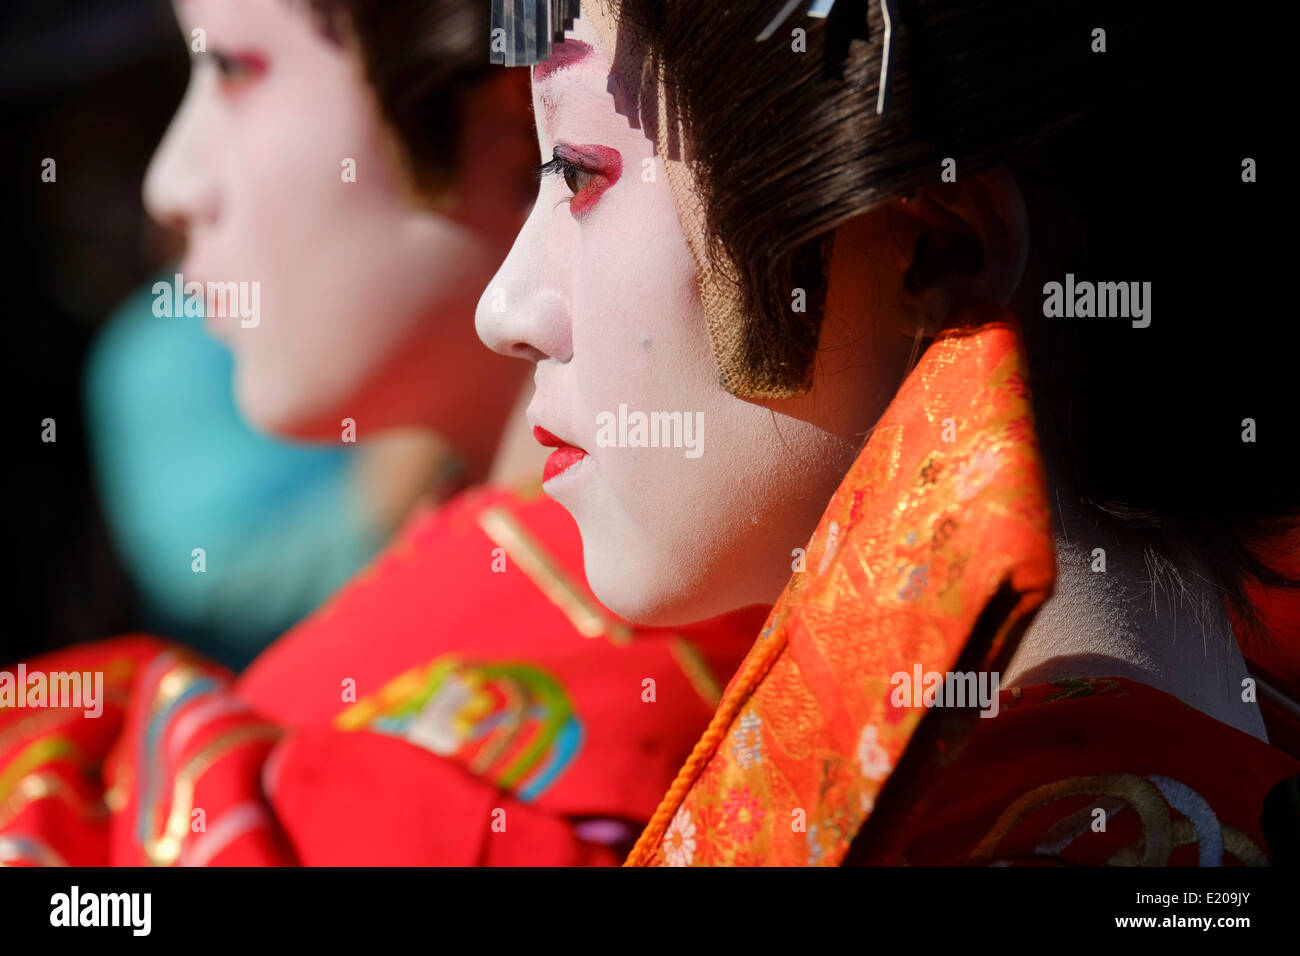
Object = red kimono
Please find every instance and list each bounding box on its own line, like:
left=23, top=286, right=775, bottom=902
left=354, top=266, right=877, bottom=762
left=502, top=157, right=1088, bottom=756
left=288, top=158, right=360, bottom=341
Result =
left=0, top=486, right=765, bottom=865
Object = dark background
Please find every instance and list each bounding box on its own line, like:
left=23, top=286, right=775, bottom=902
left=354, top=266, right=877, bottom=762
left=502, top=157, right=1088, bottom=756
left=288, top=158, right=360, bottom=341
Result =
left=2, top=0, right=186, bottom=662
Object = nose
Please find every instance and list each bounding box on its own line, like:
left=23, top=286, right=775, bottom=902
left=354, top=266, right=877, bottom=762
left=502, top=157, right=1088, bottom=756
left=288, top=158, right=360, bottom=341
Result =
left=475, top=202, right=574, bottom=365
left=143, top=68, right=220, bottom=234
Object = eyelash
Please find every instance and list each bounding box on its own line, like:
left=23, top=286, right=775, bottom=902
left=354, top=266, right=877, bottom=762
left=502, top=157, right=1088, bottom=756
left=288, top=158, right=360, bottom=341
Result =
left=537, top=149, right=595, bottom=198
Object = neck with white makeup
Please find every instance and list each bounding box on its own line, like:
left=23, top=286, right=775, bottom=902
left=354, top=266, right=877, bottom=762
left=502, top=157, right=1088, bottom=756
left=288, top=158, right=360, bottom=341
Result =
left=1004, top=479, right=1269, bottom=741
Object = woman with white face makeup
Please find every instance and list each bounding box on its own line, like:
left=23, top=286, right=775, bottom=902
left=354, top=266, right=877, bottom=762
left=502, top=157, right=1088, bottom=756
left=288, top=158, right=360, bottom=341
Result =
left=0, top=0, right=768, bottom=867
left=476, top=1, right=1300, bottom=866
left=143, top=0, right=532, bottom=457
left=94, top=0, right=540, bottom=668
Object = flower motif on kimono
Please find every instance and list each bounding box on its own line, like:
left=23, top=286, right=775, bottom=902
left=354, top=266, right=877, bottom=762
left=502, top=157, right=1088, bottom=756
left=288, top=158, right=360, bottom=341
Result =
left=857, top=723, right=892, bottom=781
left=1005, top=414, right=1036, bottom=446
left=721, top=787, right=766, bottom=845
left=897, top=563, right=929, bottom=602
left=731, top=711, right=763, bottom=769
left=663, top=806, right=697, bottom=867
left=688, top=800, right=733, bottom=865
left=1004, top=369, right=1030, bottom=398
left=806, top=823, right=825, bottom=865
left=955, top=445, right=1002, bottom=501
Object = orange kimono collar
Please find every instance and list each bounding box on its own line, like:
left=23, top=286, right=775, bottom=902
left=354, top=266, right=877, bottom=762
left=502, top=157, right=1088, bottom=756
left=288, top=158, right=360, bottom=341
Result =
left=626, top=302, right=1057, bottom=866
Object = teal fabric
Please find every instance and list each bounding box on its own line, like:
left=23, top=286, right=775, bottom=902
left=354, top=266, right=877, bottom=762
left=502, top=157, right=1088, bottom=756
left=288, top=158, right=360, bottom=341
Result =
left=84, top=276, right=384, bottom=670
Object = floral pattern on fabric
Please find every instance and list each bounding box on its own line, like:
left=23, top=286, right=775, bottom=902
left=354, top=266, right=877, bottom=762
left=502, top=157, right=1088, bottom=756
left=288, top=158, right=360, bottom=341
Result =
left=628, top=310, right=1057, bottom=866
left=334, top=655, right=583, bottom=802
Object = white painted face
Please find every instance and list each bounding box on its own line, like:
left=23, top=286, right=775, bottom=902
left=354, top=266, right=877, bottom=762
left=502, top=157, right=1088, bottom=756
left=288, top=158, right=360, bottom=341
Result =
left=476, top=9, right=902, bottom=626
left=144, top=0, right=523, bottom=439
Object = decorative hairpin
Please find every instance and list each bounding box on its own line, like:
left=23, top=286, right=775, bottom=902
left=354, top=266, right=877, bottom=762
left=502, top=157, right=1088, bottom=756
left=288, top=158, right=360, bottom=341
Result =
left=756, top=0, right=895, bottom=115
left=490, top=0, right=581, bottom=67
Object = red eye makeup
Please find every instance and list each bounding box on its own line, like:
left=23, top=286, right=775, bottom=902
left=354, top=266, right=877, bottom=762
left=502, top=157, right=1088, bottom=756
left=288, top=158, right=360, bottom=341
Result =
left=538, top=144, right=622, bottom=217
left=208, top=49, right=269, bottom=95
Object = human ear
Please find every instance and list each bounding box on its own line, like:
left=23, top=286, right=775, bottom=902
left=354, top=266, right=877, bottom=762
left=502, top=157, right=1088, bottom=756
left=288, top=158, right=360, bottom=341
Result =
left=887, top=167, right=1030, bottom=336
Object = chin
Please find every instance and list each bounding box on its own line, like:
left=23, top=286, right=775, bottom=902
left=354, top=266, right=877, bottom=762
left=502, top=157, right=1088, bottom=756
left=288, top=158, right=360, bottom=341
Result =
left=233, top=367, right=328, bottom=440
left=580, top=532, right=751, bottom=628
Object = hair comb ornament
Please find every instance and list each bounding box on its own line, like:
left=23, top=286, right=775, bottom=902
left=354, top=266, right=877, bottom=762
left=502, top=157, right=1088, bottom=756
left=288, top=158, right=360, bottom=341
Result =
left=489, top=0, right=581, bottom=66
left=756, top=0, right=895, bottom=114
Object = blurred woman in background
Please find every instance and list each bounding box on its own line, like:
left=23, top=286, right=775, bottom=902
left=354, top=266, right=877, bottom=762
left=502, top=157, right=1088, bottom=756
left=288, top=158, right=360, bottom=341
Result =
left=86, top=0, right=538, bottom=668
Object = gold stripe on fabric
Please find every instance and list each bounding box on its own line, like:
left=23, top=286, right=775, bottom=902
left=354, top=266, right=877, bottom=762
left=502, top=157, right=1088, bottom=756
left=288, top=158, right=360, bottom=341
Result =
left=0, top=689, right=131, bottom=760
left=478, top=506, right=633, bottom=646
left=145, top=725, right=282, bottom=867
left=1222, top=825, right=1269, bottom=866
left=0, top=737, right=84, bottom=807
left=0, top=771, right=107, bottom=831
left=149, top=662, right=207, bottom=718
left=669, top=638, right=723, bottom=709
left=0, top=655, right=134, bottom=755
left=0, top=711, right=72, bottom=770
left=970, top=774, right=1172, bottom=866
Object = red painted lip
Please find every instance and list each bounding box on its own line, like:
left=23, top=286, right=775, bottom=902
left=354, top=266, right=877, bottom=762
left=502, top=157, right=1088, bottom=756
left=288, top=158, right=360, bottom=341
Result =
left=534, top=426, right=588, bottom=483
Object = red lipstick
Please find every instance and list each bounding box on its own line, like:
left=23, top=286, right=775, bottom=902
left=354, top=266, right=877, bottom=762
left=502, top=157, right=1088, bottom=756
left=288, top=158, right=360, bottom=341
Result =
left=534, top=426, right=588, bottom=483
